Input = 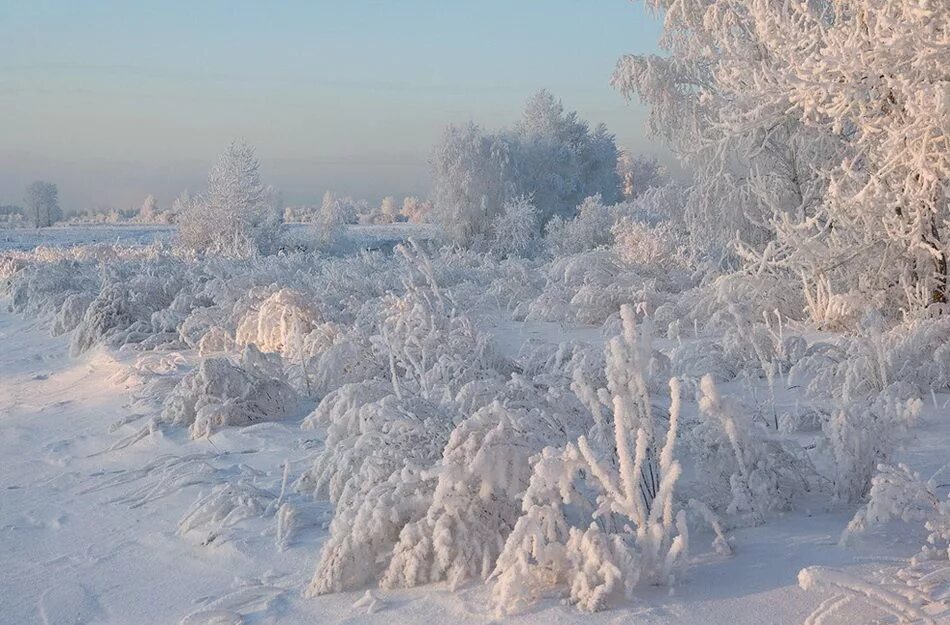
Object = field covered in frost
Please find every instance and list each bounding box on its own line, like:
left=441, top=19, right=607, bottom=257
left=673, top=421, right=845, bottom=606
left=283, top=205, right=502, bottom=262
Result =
left=0, top=223, right=437, bottom=254
left=1, top=209, right=947, bottom=625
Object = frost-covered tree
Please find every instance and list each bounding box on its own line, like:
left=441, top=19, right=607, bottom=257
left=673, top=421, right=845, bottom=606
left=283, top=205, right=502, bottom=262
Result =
left=25, top=181, right=62, bottom=228
left=309, top=190, right=347, bottom=246
left=169, top=189, right=193, bottom=223
left=139, top=194, right=158, bottom=221
left=431, top=122, right=510, bottom=245
left=400, top=196, right=432, bottom=223
left=178, top=140, right=282, bottom=257
left=743, top=0, right=950, bottom=309
left=137, top=194, right=172, bottom=224
left=510, top=90, right=622, bottom=222
left=617, top=151, right=665, bottom=200
left=612, top=0, right=949, bottom=316
left=378, top=196, right=400, bottom=224
left=431, top=91, right=622, bottom=245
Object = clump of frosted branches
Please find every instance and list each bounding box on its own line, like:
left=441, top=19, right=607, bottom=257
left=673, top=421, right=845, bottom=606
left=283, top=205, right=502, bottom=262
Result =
left=821, top=394, right=922, bottom=503
left=543, top=194, right=617, bottom=256
left=161, top=345, right=298, bottom=439
left=490, top=305, right=687, bottom=613
left=485, top=195, right=539, bottom=258
left=690, top=375, right=810, bottom=525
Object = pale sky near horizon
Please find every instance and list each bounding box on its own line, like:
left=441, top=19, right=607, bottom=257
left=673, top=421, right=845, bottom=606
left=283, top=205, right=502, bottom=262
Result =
left=0, top=0, right=665, bottom=211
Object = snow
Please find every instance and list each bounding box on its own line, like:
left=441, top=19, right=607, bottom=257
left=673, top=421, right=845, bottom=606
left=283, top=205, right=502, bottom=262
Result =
left=0, top=225, right=176, bottom=251
left=0, top=223, right=439, bottom=257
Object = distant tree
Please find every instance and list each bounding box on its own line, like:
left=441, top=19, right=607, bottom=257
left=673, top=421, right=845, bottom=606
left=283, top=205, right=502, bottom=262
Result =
left=431, top=91, right=621, bottom=245
left=178, top=140, right=282, bottom=257
left=24, top=181, right=62, bottom=227
left=264, top=184, right=283, bottom=216
left=0, top=204, right=25, bottom=228
left=510, top=90, right=622, bottom=220
left=431, top=122, right=511, bottom=245
left=312, top=190, right=347, bottom=245
left=135, top=193, right=169, bottom=223
left=168, top=189, right=193, bottom=224
left=378, top=196, right=401, bottom=223
left=400, top=196, right=432, bottom=224
left=616, top=152, right=665, bottom=200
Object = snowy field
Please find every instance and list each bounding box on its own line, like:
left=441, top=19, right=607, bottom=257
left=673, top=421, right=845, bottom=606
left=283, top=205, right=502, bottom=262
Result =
left=1, top=222, right=946, bottom=625
left=0, top=225, right=177, bottom=251
left=0, top=223, right=438, bottom=253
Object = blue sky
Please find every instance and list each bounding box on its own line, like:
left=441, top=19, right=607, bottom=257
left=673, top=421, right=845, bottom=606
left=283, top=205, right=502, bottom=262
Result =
left=0, top=0, right=664, bottom=210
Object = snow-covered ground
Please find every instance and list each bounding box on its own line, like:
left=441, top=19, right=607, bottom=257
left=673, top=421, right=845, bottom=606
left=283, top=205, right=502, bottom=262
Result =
left=0, top=223, right=439, bottom=253
left=1, top=224, right=946, bottom=624
left=0, top=225, right=177, bottom=251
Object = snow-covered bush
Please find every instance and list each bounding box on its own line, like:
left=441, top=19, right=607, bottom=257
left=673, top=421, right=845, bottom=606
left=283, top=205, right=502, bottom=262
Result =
left=234, top=288, right=325, bottom=359
left=69, top=257, right=193, bottom=355
left=381, top=371, right=590, bottom=591
left=486, top=196, right=539, bottom=258
left=821, top=394, right=922, bottom=503
left=804, top=465, right=949, bottom=625
left=161, top=345, right=298, bottom=439
left=690, top=375, right=810, bottom=524
left=791, top=316, right=950, bottom=404
left=543, top=194, right=616, bottom=256
left=491, top=306, right=687, bottom=613
left=617, top=152, right=665, bottom=200
left=52, top=292, right=95, bottom=336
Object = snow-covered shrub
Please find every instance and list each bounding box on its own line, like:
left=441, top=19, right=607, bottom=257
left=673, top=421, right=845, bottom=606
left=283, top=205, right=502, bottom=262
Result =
left=178, top=479, right=273, bottom=547
left=617, top=152, right=665, bottom=200
left=543, top=194, right=616, bottom=256
left=69, top=257, right=193, bottom=355
left=197, top=326, right=235, bottom=356
left=373, top=247, right=511, bottom=402
left=805, top=467, right=948, bottom=625
left=612, top=218, right=683, bottom=270
left=821, top=394, right=922, bottom=503
left=302, top=389, right=453, bottom=594
left=689, top=375, right=810, bottom=524
left=486, top=196, right=539, bottom=258
left=792, top=315, right=950, bottom=404
left=381, top=376, right=589, bottom=591
left=491, top=306, right=688, bottom=614
left=235, top=288, right=324, bottom=358
left=52, top=292, right=94, bottom=336
left=161, top=345, right=298, bottom=439
left=70, top=283, right=135, bottom=356
left=841, top=464, right=943, bottom=544
left=380, top=402, right=538, bottom=589
left=3, top=254, right=99, bottom=319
